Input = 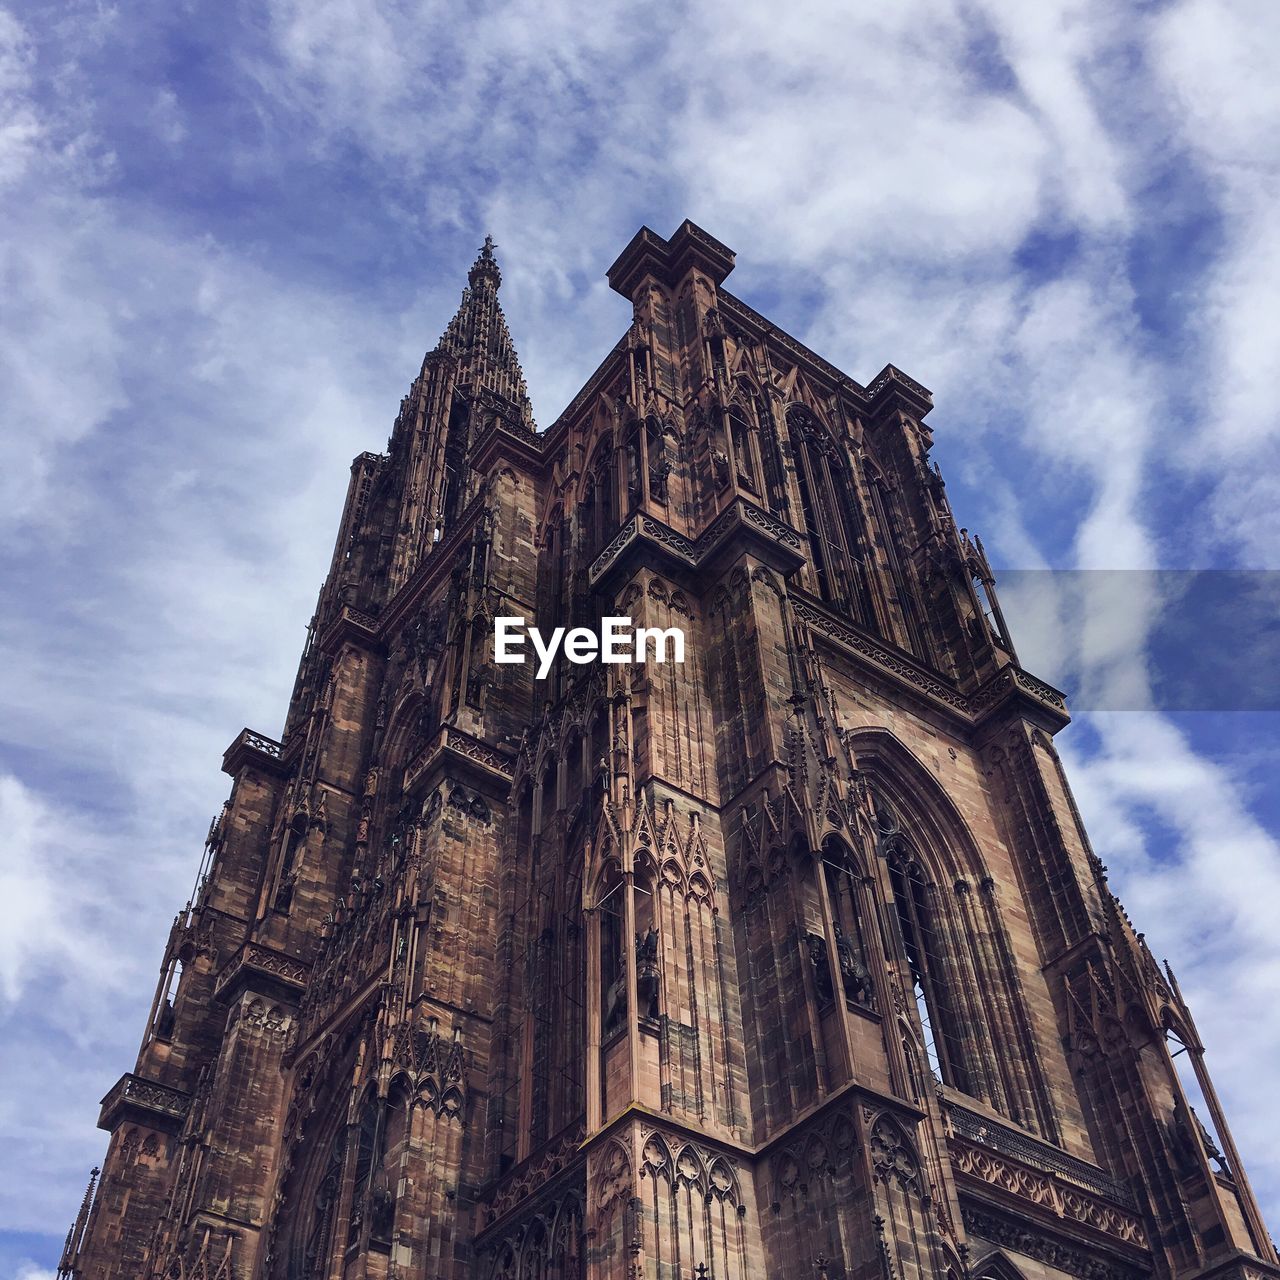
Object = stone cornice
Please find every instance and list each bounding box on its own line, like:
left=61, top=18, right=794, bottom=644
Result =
left=404, top=724, right=514, bottom=798
left=961, top=1201, right=1150, bottom=1280
left=221, top=728, right=288, bottom=779
left=98, top=1073, right=191, bottom=1135
left=945, top=1097, right=1133, bottom=1207
left=792, top=596, right=1069, bottom=730
left=953, top=1135, right=1148, bottom=1251
left=587, top=496, right=806, bottom=588
left=212, top=941, right=310, bottom=1005
left=316, top=603, right=382, bottom=657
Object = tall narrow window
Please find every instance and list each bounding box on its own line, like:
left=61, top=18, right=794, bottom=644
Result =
left=289, top=1126, right=346, bottom=1280
left=870, top=476, right=926, bottom=658
left=887, top=850, right=971, bottom=1093
left=793, top=429, right=833, bottom=601
left=624, top=421, right=642, bottom=508
left=586, top=444, right=616, bottom=559
left=580, top=475, right=596, bottom=566
left=645, top=416, right=669, bottom=503
left=756, top=394, right=788, bottom=514
left=728, top=405, right=758, bottom=492
left=789, top=407, right=877, bottom=628
left=440, top=396, right=470, bottom=528
left=598, top=869, right=627, bottom=1039
left=564, top=731, right=583, bottom=802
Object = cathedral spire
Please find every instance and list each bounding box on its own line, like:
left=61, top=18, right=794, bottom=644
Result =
left=468, top=233, right=501, bottom=290
left=429, top=234, right=534, bottom=428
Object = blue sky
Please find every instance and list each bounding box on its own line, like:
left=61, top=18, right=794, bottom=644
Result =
left=2, top=0, right=1279, bottom=1274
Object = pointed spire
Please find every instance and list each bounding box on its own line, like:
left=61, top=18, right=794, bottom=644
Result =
left=469, top=234, right=502, bottom=290
left=58, top=1164, right=100, bottom=1276
left=429, top=235, right=534, bottom=427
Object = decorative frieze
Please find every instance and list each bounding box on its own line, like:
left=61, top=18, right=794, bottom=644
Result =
left=961, top=1205, right=1149, bottom=1280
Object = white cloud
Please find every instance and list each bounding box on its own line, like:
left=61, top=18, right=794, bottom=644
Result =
left=15, top=1264, right=59, bottom=1280
left=1062, top=713, right=1280, bottom=1201
left=3, top=0, right=1279, bottom=1256
left=1151, top=0, right=1280, bottom=562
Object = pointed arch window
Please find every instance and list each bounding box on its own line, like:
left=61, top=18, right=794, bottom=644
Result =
left=755, top=393, right=788, bottom=514
left=645, top=416, right=669, bottom=504
left=727, top=404, right=758, bottom=493
left=622, top=417, right=670, bottom=510
left=597, top=865, right=627, bottom=1040
left=821, top=838, right=875, bottom=1010
left=868, top=472, right=927, bottom=659
left=884, top=840, right=972, bottom=1093
left=788, top=406, right=877, bottom=628
left=440, top=395, right=470, bottom=530
left=288, top=1125, right=346, bottom=1280
left=584, top=443, right=616, bottom=560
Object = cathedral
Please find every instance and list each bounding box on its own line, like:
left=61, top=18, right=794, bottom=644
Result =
left=58, top=222, right=1276, bottom=1280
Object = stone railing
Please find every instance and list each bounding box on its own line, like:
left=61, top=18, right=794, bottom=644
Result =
left=99, top=1073, right=191, bottom=1130
left=945, top=1099, right=1136, bottom=1207
left=233, top=729, right=281, bottom=758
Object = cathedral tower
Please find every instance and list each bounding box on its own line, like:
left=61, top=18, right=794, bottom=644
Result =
left=59, top=224, right=1277, bottom=1280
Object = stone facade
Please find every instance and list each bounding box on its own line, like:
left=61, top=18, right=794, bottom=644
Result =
left=59, top=223, right=1276, bottom=1280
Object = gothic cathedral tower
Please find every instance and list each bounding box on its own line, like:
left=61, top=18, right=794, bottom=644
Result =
left=59, top=224, right=1276, bottom=1280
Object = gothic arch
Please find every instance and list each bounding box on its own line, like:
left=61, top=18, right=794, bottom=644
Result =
left=842, top=727, right=991, bottom=883
left=786, top=403, right=877, bottom=625
left=971, top=1251, right=1029, bottom=1280
left=844, top=727, right=1060, bottom=1136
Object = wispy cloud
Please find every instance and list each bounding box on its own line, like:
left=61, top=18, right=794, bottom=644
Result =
left=2, top=0, right=1277, bottom=1261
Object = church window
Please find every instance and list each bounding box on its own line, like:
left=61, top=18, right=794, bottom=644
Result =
left=728, top=404, right=758, bottom=493
left=440, top=396, right=470, bottom=529
left=870, top=475, right=926, bottom=657
left=584, top=444, right=616, bottom=560
left=789, top=406, right=877, bottom=629
left=645, top=416, right=669, bottom=504
left=289, top=1126, right=346, bottom=1280
left=756, top=394, right=788, bottom=514
left=598, top=868, right=627, bottom=1040
left=887, top=850, right=971, bottom=1093
left=624, top=421, right=642, bottom=507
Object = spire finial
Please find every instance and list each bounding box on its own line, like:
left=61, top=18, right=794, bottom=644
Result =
left=469, top=234, right=501, bottom=289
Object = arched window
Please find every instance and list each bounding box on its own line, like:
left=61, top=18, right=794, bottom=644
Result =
left=755, top=393, right=788, bottom=514
left=868, top=472, right=927, bottom=658
left=788, top=406, right=877, bottom=628
left=514, top=783, right=533, bottom=858
left=440, top=395, right=470, bottom=529
left=624, top=420, right=642, bottom=507
left=584, top=443, right=616, bottom=559
left=564, top=730, right=584, bottom=802
left=597, top=864, right=627, bottom=1039
left=622, top=417, right=670, bottom=509
left=727, top=404, right=758, bottom=493
left=884, top=839, right=971, bottom=1093
left=540, top=758, right=559, bottom=824
left=539, top=507, right=565, bottom=622
left=645, top=416, right=669, bottom=504
left=821, top=838, right=875, bottom=1010
left=288, top=1124, right=346, bottom=1280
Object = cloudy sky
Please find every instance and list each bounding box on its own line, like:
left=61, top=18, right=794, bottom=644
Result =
left=2, top=0, right=1278, bottom=1273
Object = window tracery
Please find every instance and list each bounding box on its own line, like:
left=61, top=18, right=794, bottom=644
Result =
left=787, top=406, right=877, bottom=629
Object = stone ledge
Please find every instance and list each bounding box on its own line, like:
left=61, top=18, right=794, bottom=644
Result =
left=212, top=942, right=310, bottom=1005
left=99, top=1073, right=190, bottom=1135
left=221, top=727, right=287, bottom=778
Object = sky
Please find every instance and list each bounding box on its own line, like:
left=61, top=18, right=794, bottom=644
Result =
left=1, top=0, right=1278, bottom=1273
